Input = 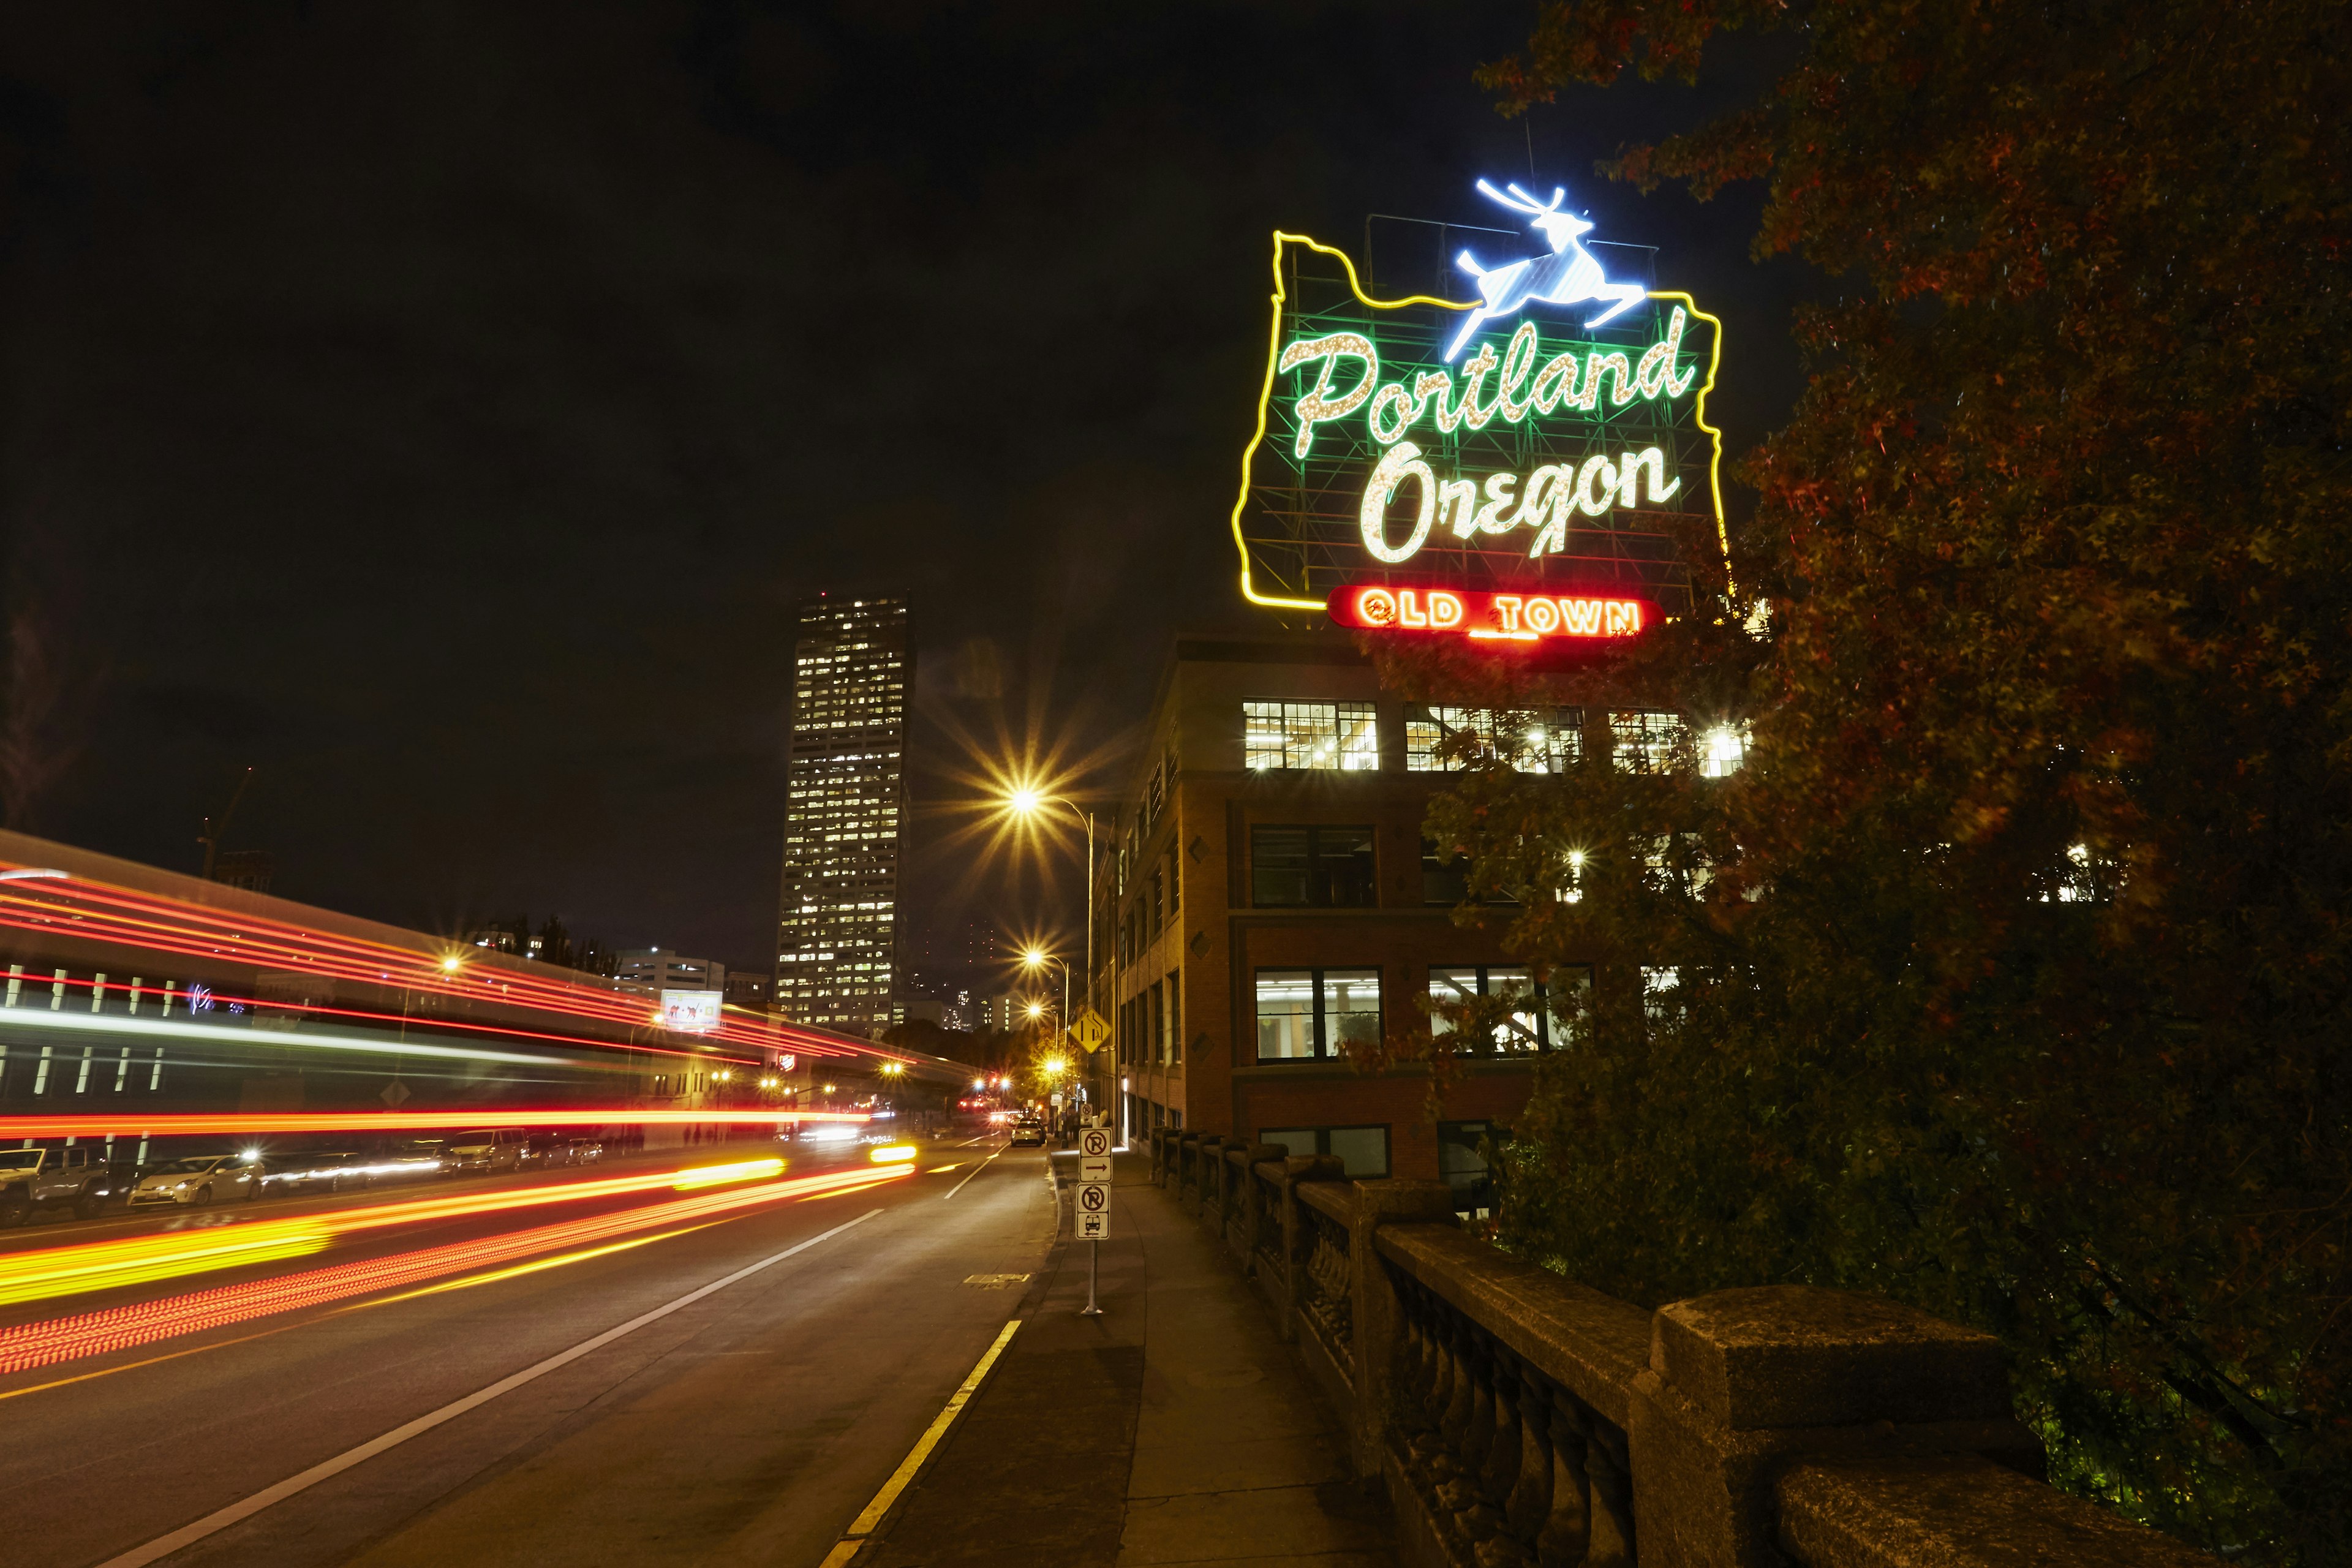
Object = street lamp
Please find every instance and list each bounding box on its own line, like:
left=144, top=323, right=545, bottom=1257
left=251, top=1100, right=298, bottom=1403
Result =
left=1022, top=947, right=1071, bottom=1049
left=1005, top=787, right=1098, bottom=1118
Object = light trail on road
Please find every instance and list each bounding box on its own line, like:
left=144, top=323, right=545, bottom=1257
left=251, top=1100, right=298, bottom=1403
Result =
left=0, top=1163, right=912, bottom=1374
left=0, top=1155, right=867, bottom=1306
left=0, top=1107, right=870, bottom=1139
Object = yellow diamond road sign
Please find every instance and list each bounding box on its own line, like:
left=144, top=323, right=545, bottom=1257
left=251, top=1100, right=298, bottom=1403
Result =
left=1069, top=1008, right=1110, bottom=1053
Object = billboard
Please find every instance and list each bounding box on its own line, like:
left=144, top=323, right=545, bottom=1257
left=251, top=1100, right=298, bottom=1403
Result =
left=1232, top=181, right=1726, bottom=643
left=659, top=989, right=722, bottom=1033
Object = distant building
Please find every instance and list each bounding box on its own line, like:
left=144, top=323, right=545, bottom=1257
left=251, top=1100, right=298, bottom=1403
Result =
left=973, top=994, right=1035, bottom=1035
left=722, top=971, right=772, bottom=1011
left=208, top=850, right=274, bottom=894
left=775, top=594, right=910, bottom=1033
left=466, top=921, right=541, bottom=960
left=614, top=949, right=726, bottom=998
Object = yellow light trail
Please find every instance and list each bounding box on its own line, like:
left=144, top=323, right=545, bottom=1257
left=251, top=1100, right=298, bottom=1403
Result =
left=0, top=1155, right=821, bottom=1308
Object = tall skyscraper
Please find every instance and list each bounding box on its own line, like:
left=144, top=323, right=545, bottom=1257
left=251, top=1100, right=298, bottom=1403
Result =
left=776, top=594, right=910, bottom=1033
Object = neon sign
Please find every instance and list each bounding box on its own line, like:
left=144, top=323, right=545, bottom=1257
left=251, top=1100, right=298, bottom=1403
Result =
left=1230, top=179, right=1727, bottom=639
left=1446, top=181, right=1648, bottom=358
left=1330, top=585, right=1649, bottom=641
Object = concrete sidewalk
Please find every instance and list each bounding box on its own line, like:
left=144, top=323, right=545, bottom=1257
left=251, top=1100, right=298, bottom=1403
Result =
left=848, top=1152, right=1393, bottom=1568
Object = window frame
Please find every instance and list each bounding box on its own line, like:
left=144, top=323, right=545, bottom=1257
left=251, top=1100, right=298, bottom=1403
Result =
left=1253, top=965, right=1384, bottom=1063
left=1243, top=699, right=1381, bottom=772
left=1405, top=705, right=1584, bottom=774
left=1255, top=1123, right=1392, bottom=1178
left=1250, top=823, right=1378, bottom=910
left=1425, top=963, right=1593, bottom=1053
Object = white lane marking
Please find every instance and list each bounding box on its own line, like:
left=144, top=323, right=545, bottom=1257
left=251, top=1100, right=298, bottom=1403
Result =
left=942, top=1145, right=1008, bottom=1200
left=95, top=1209, right=886, bottom=1568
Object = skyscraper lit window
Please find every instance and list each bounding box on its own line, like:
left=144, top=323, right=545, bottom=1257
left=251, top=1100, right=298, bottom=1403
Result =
left=776, top=595, right=909, bottom=1033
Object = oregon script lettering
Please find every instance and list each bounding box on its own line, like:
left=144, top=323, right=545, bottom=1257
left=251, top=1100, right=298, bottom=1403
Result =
left=1280, top=310, right=1701, bottom=566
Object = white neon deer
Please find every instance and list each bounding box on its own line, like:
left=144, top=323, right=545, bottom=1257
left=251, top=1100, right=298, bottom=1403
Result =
left=1445, top=179, right=1647, bottom=361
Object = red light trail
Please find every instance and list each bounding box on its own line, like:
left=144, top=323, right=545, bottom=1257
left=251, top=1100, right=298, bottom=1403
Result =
left=0, top=869, right=942, bottom=1097
left=0, top=866, right=917, bottom=1068
left=0, top=1162, right=911, bottom=1376
left=0, top=1109, right=869, bottom=1139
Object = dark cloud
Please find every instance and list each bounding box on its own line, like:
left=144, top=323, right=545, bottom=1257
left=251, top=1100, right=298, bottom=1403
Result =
left=0, top=0, right=1809, bottom=970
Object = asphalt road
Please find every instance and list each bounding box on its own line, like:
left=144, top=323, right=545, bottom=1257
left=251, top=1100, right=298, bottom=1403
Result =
left=0, top=1129, right=1055, bottom=1568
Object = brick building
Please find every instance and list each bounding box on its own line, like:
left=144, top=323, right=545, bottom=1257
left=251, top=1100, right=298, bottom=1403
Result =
left=1098, top=630, right=1635, bottom=1209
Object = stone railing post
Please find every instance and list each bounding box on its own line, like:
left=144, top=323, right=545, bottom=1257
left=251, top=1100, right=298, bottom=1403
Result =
left=1345, top=1180, right=1456, bottom=1477
left=1274, top=1154, right=1344, bottom=1344
left=1627, top=1286, right=2039, bottom=1568
left=1177, top=1133, right=1204, bottom=1214
left=1195, top=1137, right=1228, bottom=1235
left=1238, top=1144, right=1284, bottom=1270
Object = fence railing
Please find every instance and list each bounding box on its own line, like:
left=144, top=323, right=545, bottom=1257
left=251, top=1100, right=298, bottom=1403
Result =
left=1142, top=1126, right=2214, bottom=1568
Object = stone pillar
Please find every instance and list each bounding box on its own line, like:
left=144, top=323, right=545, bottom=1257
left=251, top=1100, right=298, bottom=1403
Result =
left=1626, top=1286, right=2040, bottom=1568
left=1274, top=1154, right=1344, bottom=1344
left=1345, top=1178, right=1457, bottom=1477
left=1237, top=1145, right=1284, bottom=1270
left=1176, top=1133, right=1202, bottom=1213
left=1196, top=1136, right=1227, bottom=1235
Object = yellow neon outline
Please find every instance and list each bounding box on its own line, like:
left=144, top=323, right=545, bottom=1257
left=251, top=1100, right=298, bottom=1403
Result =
left=1227, top=232, right=1733, bottom=614
left=1646, top=290, right=1733, bottom=595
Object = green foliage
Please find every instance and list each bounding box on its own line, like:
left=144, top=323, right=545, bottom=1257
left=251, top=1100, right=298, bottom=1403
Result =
left=1367, top=2, right=2352, bottom=1560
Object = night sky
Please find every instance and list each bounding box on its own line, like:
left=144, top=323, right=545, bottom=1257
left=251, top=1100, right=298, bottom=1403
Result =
left=0, top=2, right=1808, bottom=981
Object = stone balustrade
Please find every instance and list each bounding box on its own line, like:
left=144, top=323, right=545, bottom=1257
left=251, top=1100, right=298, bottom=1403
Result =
left=1142, top=1127, right=2213, bottom=1568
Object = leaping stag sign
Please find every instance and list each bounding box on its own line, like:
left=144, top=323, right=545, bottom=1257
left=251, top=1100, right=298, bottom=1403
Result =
left=1447, top=179, right=1646, bottom=361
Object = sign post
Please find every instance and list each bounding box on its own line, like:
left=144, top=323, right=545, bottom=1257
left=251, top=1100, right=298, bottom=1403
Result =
left=1076, top=1128, right=1112, bottom=1315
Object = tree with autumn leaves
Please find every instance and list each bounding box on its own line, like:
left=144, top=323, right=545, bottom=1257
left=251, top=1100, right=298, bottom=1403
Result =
left=1362, top=2, right=2351, bottom=1560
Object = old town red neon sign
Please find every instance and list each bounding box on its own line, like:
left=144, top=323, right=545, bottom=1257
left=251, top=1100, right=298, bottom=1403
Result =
left=1329, top=583, right=1651, bottom=641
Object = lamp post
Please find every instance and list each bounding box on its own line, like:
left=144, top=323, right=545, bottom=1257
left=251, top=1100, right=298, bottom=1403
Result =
left=1006, top=789, right=1098, bottom=1121
left=1022, top=945, right=1070, bottom=1050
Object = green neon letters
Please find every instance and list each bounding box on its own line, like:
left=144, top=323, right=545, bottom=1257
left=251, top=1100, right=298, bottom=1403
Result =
left=1289, top=308, right=1702, bottom=565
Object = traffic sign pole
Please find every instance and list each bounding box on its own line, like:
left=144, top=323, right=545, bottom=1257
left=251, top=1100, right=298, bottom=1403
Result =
left=1076, top=1128, right=1112, bottom=1316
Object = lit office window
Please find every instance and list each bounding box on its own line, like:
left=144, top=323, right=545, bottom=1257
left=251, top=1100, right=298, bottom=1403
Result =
left=1256, top=967, right=1382, bottom=1061
left=1405, top=707, right=1582, bottom=773
left=1698, top=723, right=1749, bottom=778
left=1428, top=964, right=1591, bottom=1051
left=1254, top=970, right=1317, bottom=1060
left=1243, top=700, right=1379, bottom=771
left=1610, top=711, right=1688, bottom=774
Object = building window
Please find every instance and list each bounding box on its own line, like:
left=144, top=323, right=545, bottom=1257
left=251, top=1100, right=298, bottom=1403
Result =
left=1642, top=965, right=1682, bottom=1020
left=1697, top=722, right=1749, bottom=778
left=1149, top=867, right=1164, bottom=938
left=1422, top=840, right=1470, bottom=907
left=1437, top=1120, right=1504, bottom=1218
left=1611, top=710, right=1688, bottom=774
left=1166, top=971, right=1182, bottom=1065
left=1243, top=700, right=1379, bottom=771
left=1426, top=964, right=1589, bottom=1053
left=1406, top=706, right=1583, bottom=772
left=1251, top=825, right=1376, bottom=908
left=1258, top=1124, right=1390, bottom=1177
left=1254, top=967, right=1382, bottom=1061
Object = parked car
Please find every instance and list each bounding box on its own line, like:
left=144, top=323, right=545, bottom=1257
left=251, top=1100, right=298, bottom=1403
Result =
left=564, top=1137, right=604, bottom=1165
left=1009, top=1118, right=1047, bottom=1148
left=445, top=1128, right=528, bottom=1175
left=128, top=1154, right=262, bottom=1208
left=0, top=1145, right=124, bottom=1223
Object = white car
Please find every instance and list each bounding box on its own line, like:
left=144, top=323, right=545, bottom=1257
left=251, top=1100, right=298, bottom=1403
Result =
left=129, top=1155, right=261, bottom=1207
